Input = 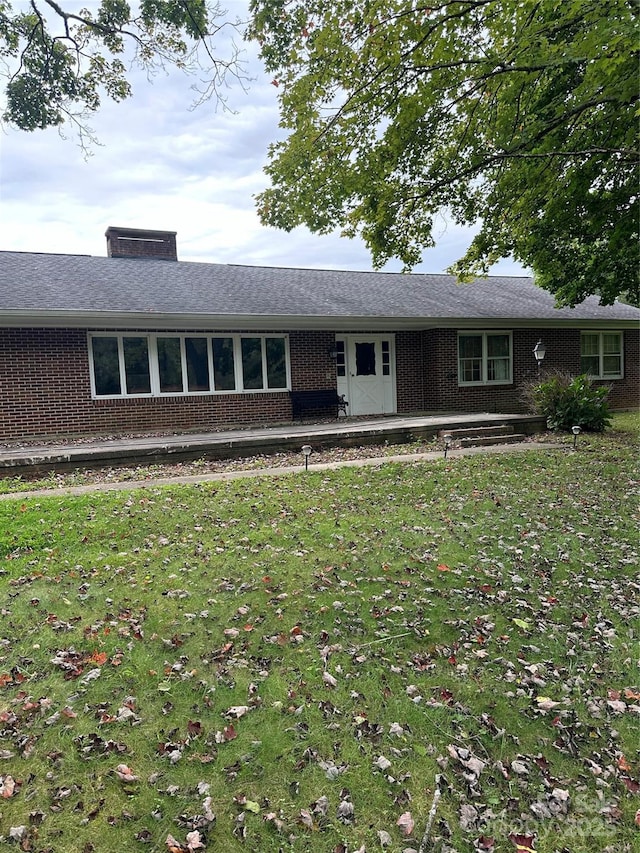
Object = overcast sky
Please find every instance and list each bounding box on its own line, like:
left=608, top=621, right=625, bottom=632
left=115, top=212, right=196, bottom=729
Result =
left=0, top=1, right=527, bottom=275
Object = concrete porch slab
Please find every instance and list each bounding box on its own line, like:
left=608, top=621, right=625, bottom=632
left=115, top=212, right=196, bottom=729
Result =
left=0, top=413, right=547, bottom=475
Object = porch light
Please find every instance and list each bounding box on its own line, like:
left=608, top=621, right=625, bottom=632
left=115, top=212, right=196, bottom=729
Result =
left=571, top=425, right=582, bottom=449
left=327, top=345, right=339, bottom=359
left=443, top=433, right=453, bottom=459
left=301, top=444, right=313, bottom=470
left=533, top=339, right=546, bottom=373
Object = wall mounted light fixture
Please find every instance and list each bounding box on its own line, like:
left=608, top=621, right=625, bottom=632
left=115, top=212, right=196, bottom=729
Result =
left=533, top=340, right=546, bottom=374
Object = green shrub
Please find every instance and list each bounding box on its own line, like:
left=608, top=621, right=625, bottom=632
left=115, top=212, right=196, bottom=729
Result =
left=522, top=371, right=612, bottom=432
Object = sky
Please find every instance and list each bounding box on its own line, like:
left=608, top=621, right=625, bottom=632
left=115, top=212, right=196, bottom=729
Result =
left=0, top=1, right=527, bottom=275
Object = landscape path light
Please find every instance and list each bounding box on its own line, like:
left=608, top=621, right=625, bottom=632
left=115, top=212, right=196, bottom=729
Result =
left=572, top=425, right=582, bottom=449
left=301, top=444, right=312, bottom=470
left=443, top=433, right=453, bottom=459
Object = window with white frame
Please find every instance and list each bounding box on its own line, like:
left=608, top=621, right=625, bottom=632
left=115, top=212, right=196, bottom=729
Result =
left=580, top=332, right=623, bottom=379
left=89, top=333, right=290, bottom=398
left=458, top=332, right=512, bottom=385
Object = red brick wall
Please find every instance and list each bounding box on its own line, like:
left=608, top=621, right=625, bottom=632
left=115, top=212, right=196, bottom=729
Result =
left=1, top=326, right=637, bottom=441
left=411, top=328, right=639, bottom=413
left=289, top=330, right=337, bottom=389
left=0, top=328, right=299, bottom=441
left=396, top=331, right=426, bottom=411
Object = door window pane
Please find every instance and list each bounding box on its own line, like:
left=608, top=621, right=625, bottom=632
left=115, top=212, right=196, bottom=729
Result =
left=123, top=337, right=151, bottom=394
left=382, top=340, right=390, bottom=376
left=241, top=338, right=263, bottom=389
left=336, top=340, right=346, bottom=378
left=266, top=337, right=287, bottom=388
left=212, top=338, right=236, bottom=390
left=186, top=338, right=210, bottom=391
left=355, top=342, right=376, bottom=376
left=157, top=337, right=183, bottom=393
left=92, top=337, right=121, bottom=396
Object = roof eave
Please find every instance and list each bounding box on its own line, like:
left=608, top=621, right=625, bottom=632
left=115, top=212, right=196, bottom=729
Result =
left=0, top=310, right=637, bottom=331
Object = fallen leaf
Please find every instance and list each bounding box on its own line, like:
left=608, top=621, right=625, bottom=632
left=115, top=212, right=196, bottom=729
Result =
left=377, top=829, right=392, bottom=847
left=374, top=755, right=392, bottom=771
left=337, top=796, right=354, bottom=824
left=226, top=705, right=249, bottom=719
left=323, top=671, right=338, bottom=688
left=508, top=833, right=536, bottom=853
left=186, top=829, right=205, bottom=850
left=166, top=834, right=186, bottom=853
left=397, top=810, right=414, bottom=836
left=114, top=764, right=139, bottom=782
left=298, top=808, right=314, bottom=829
left=9, top=826, right=27, bottom=842
left=0, top=775, right=16, bottom=798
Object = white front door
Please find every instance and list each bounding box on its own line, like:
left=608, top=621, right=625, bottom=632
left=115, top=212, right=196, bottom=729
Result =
left=336, top=335, right=396, bottom=416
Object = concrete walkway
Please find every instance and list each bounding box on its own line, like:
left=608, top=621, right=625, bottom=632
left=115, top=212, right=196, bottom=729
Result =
left=0, top=439, right=564, bottom=501
left=0, top=413, right=546, bottom=475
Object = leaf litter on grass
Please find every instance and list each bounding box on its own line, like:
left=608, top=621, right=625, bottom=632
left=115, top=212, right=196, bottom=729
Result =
left=0, top=424, right=638, bottom=852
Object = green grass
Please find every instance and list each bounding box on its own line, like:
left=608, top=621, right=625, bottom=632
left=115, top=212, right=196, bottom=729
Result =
left=0, top=414, right=638, bottom=852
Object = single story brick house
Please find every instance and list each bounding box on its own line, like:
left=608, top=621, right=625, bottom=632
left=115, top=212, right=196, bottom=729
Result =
left=0, top=226, right=638, bottom=442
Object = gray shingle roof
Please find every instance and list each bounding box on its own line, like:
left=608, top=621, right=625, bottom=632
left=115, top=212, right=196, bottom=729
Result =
left=1, top=250, right=638, bottom=329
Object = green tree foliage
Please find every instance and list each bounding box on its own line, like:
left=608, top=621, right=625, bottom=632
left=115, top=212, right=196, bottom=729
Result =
left=248, top=0, right=639, bottom=305
left=0, top=0, right=243, bottom=146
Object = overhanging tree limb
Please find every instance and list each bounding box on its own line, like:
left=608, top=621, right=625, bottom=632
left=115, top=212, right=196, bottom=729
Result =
left=1, top=0, right=246, bottom=142
left=249, top=0, right=639, bottom=305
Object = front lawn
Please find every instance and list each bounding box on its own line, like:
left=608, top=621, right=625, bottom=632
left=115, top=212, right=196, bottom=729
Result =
left=0, top=416, right=638, bottom=852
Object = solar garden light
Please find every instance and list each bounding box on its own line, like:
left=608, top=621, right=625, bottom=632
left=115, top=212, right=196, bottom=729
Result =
left=443, top=433, right=453, bottom=459
left=533, top=339, right=546, bottom=374
left=572, top=425, right=582, bottom=449
left=301, top=444, right=312, bottom=470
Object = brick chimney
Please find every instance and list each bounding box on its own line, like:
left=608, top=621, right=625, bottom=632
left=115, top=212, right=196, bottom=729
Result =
left=105, top=226, right=178, bottom=261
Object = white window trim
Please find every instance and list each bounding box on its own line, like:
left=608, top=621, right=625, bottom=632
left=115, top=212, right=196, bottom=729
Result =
left=457, top=331, right=513, bottom=386
left=580, top=331, right=624, bottom=380
left=88, top=332, right=291, bottom=399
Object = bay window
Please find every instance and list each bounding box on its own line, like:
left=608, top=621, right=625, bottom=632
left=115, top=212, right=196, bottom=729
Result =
left=89, top=333, right=290, bottom=398
left=458, top=332, right=512, bottom=385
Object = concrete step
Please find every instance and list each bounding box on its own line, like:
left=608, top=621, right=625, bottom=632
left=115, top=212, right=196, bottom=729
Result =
left=439, top=424, right=530, bottom=448
left=439, top=424, right=515, bottom=440
left=459, top=433, right=527, bottom=447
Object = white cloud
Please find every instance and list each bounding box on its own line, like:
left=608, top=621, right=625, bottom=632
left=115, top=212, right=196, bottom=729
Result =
left=0, top=1, right=527, bottom=277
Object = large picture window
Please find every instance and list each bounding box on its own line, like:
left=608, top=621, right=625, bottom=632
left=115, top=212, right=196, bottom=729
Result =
left=580, top=332, right=623, bottom=379
left=89, top=333, right=290, bottom=398
left=458, top=332, right=512, bottom=385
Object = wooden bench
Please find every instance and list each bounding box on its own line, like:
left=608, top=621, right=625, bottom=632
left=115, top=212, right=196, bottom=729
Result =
left=290, top=389, right=349, bottom=420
